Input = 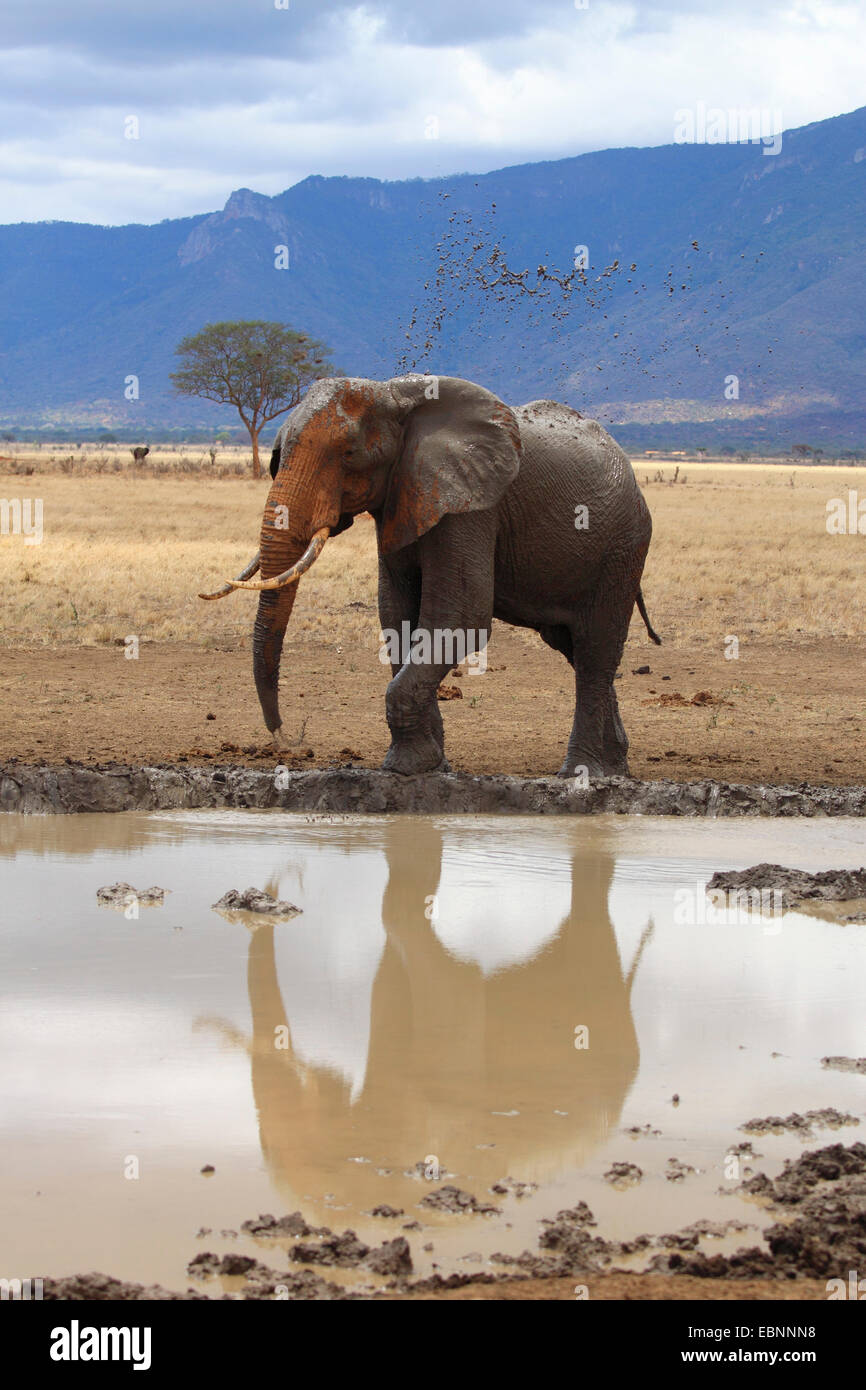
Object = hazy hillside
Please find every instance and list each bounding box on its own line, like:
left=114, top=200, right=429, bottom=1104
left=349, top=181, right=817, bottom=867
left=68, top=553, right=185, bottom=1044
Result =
left=1, top=105, right=865, bottom=450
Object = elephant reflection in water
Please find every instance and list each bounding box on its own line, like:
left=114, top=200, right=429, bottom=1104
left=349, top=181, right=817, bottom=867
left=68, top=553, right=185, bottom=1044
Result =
left=198, top=824, right=652, bottom=1221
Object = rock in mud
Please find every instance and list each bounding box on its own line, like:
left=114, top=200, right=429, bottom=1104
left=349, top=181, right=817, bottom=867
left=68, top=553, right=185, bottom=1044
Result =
left=212, top=887, right=301, bottom=917
left=419, top=1185, right=501, bottom=1215
left=96, top=882, right=168, bottom=907
left=741, top=1108, right=859, bottom=1137
left=369, top=1204, right=405, bottom=1218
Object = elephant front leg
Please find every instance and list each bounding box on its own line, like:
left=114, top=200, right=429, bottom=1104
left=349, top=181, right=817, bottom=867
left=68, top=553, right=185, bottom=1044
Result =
left=380, top=513, right=495, bottom=776
left=383, top=661, right=453, bottom=775
left=378, top=557, right=447, bottom=773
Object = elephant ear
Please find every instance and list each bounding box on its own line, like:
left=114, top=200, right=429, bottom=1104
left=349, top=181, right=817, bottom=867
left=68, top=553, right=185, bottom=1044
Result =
left=379, top=376, right=522, bottom=553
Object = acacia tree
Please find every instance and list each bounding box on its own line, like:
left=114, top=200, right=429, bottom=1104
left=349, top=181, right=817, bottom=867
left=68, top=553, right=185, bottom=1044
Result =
left=171, top=321, right=335, bottom=477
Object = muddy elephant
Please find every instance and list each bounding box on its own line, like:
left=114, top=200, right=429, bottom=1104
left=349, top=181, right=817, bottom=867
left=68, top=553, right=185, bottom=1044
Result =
left=200, top=375, right=659, bottom=777
left=199, top=823, right=649, bottom=1225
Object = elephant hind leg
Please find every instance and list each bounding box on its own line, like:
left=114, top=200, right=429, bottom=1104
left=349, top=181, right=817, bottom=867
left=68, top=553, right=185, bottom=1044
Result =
left=540, top=623, right=631, bottom=775
left=559, top=611, right=632, bottom=780
left=601, top=682, right=630, bottom=775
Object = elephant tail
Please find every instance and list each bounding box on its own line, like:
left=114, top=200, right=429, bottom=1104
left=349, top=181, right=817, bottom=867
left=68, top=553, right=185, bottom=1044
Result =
left=636, top=587, right=662, bottom=645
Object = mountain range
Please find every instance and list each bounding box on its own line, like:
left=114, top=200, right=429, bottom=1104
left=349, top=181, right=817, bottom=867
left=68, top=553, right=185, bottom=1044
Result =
left=1, top=104, right=865, bottom=451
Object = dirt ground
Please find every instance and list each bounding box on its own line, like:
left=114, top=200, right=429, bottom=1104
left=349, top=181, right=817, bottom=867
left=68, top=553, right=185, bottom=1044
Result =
left=397, top=1273, right=832, bottom=1300
left=2, top=629, right=864, bottom=784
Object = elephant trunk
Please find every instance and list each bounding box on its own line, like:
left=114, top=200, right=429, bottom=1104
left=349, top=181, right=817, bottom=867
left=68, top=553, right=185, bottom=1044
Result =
left=251, top=444, right=335, bottom=739
left=253, top=585, right=302, bottom=736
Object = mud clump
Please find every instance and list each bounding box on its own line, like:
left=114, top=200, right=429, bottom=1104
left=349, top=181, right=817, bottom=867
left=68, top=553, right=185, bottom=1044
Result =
left=187, top=1251, right=348, bottom=1299
left=212, top=887, right=301, bottom=917
left=290, top=1228, right=413, bottom=1276
left=666, top=1157, right=697, bottom=1181
left=419, top=1185, right=501, bottom=1215
left=364, top=1237, right=413, bottom=1277
left=604, top=1161, right=643, bottom=1187
left=741, top=1108, right=859, bottom=1137
left=492, top=1202, right=639, bottom=1277
left=655, top=1142, right=866, bottom=1280
left=742, top=1140, right=866, bottom=1203
left=290, top=1230, right=370, bottom=1268
left=823, top=1056, right=866, bottom=1075
left=240, top=1211, right=318, bottom=1238
left=658, top=1219, right=752, bottom=1250
left=42, top=1272, right=205, bottom=1301
left=188, top=1251, right=266, bottom=1279
left=648, top=1247, right=778, bottom=1279
left=708, top=863, right=866, bottom=919
left=489, top=1177, right=538, bottom=1199
left=96, top=882, right=168, bottom=908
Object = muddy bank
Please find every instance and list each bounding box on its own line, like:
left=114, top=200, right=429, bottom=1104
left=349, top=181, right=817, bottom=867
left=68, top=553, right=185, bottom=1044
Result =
left=40, top=1142, right=866, bottom=1299
left=2, top=760, right=865, bottom=817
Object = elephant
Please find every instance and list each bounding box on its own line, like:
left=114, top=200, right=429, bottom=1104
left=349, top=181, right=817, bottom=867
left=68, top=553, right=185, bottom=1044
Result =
left=199, top=374, right=660, bottom=777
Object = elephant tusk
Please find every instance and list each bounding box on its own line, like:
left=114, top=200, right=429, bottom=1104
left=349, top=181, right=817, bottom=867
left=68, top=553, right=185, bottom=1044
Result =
left=199, top=551, right=261, bottom=601
left=226, top=528, right=330, bottom=591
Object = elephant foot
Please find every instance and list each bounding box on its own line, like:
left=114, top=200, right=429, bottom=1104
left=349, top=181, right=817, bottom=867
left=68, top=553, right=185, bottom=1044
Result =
left=556, top=754, right=629, bottom=780
left=383, top=736, right=450, bottom=777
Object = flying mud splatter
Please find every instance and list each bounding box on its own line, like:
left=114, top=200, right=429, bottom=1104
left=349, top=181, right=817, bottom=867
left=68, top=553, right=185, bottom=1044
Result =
left=392, top=189, right=774, bottom=421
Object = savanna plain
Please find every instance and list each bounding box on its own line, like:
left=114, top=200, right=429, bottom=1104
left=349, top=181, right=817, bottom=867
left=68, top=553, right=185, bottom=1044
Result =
left=1, top=446, right=863, bottom=785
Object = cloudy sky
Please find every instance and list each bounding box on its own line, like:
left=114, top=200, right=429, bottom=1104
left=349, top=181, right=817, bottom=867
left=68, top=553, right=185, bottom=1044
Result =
left=1, top=0, right=864, bottom=226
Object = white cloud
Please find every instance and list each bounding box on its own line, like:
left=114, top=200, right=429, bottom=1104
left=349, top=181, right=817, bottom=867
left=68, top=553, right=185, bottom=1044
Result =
left=0, top=0, right=863, bottom=224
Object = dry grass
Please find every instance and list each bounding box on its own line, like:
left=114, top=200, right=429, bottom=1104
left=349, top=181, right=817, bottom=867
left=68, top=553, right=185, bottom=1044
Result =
left=0, top=442, right=256, bottom=479
left=1, top=462, right=864, bottom=650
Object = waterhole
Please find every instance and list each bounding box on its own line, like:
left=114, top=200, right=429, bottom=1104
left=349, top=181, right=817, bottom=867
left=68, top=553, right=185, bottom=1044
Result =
left=2, top=811, right=864, bottom=1292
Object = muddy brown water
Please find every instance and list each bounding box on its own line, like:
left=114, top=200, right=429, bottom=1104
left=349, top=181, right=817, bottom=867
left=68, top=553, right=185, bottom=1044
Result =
left=2, top=811, right=865, bottom=1294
